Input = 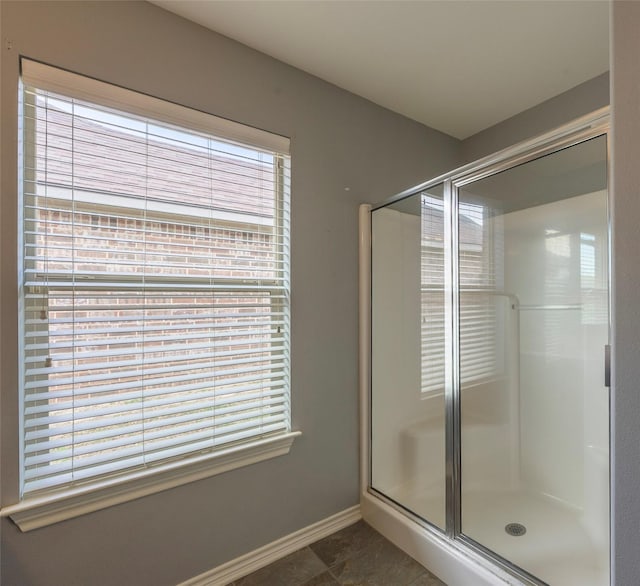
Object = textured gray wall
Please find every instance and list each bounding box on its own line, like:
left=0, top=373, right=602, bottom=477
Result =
left=611, top=2, right=640, bottom=584
left=0, top=2, right=460, bottom=585
left=461, top=72, right=610, bottom=163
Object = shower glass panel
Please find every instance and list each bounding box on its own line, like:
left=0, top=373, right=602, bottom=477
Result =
left=458, top=135, right=609, bottom=585
left=371, top=183, right=447, bottom=530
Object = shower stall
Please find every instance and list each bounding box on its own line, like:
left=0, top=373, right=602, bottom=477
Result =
left=360, top=109, right=610, bottom=586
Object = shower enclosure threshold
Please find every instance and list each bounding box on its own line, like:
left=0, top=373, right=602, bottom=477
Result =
left=383, top=485, right=607, bottom=586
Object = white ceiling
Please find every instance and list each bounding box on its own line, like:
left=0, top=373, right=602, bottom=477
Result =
left=150, top=0, right=609, bottom=140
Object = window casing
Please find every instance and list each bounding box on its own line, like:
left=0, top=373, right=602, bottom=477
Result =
left=19, top=60, right=291, bottom=498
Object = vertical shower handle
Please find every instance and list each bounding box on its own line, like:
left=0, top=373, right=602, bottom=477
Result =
left=604, top=344, right=611, bottom=388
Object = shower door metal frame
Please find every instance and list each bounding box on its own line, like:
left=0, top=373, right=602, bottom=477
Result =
left=365, top=106, right=611, bottom=586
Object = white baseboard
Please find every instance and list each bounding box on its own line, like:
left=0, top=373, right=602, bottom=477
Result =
left=178, top=505, right=362, bottom=586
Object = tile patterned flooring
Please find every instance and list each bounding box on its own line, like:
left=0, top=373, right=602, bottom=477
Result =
left=230, top=520, right=447, bottom=586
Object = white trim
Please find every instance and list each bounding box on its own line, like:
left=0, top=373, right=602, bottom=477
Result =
left=2, top=431, right=300, bottom=532
left=358, top=204, right=371, bottom=495
left=21, top=59, right=290, bottom=155
left=179, top=505, right=362, bottom=586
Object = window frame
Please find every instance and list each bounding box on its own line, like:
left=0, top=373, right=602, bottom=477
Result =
left=5, top=59, right=299, bottom=531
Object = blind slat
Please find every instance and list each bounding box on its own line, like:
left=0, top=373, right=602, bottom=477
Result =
left=24, top=386, right=287, bottom=443
left=25, top=404, right=288, bottom=466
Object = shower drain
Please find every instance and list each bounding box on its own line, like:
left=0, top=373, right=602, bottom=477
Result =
left=504, top=522, right=527, bottom=537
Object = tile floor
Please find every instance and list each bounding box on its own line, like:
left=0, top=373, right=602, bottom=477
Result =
left=229, top=520, right=447, bottom=586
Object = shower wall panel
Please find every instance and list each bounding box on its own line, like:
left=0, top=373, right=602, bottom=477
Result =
left=504, top=190, right=609, bottom=535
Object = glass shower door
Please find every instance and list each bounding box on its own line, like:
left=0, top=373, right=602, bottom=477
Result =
left=370, top=184, right=448, bottom=530
left=457, top=135, right=610, bottom=585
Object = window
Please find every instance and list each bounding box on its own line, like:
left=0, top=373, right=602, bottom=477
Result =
left=18, top=60, right=292, bottom=502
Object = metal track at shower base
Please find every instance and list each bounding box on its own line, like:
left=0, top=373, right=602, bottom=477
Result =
left=366, top=487, right=549, bottom=586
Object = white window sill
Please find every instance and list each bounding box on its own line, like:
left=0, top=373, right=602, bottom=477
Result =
left=1, top=431, right=301, bottom=532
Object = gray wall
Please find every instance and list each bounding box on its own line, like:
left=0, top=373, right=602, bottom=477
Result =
left=611, top=1, right=640, bottom=584
left=0, top=2, right=460, bottom=585
left=462, top=72, right=610, bottom=163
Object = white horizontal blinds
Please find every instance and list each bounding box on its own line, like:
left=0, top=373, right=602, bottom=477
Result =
left=20, top=65, right=290, bottom=495
left=420, top=190, right=446, bottom=394
left=458, top=200, right=503, bottom=385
